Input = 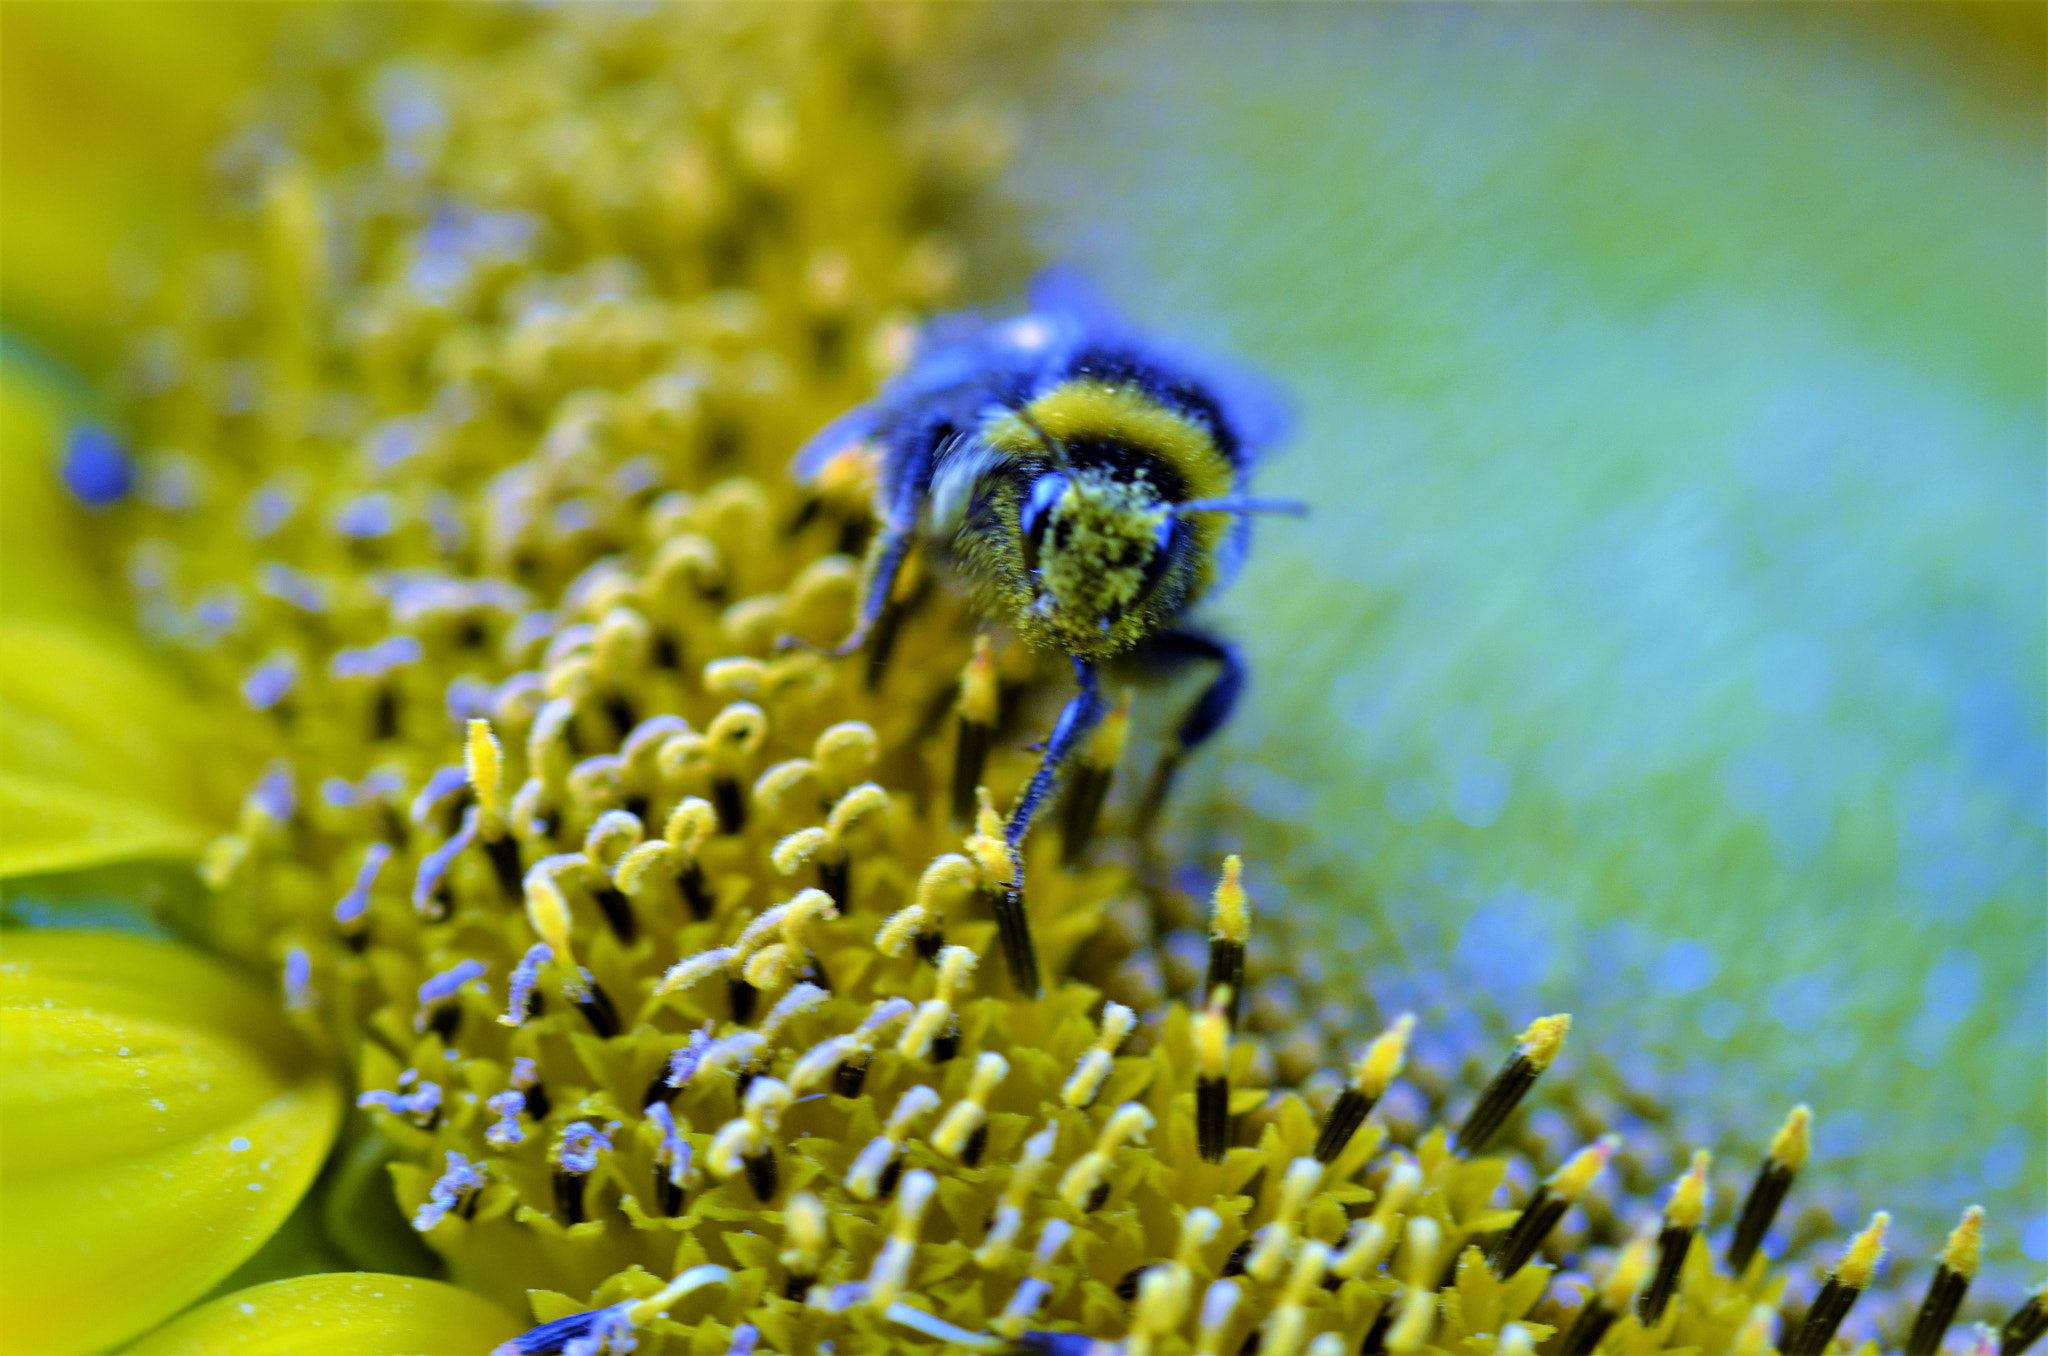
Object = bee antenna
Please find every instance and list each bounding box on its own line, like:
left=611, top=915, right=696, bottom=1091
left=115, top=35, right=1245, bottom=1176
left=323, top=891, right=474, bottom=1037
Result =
left=1012, top=405, right=1074, bottom=474
left=1176, top=495, right=1310, bottom=517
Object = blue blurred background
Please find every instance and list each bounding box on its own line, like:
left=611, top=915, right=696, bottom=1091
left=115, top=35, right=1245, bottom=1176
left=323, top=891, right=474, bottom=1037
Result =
left=1003, top=3, right=2044, bottom=1277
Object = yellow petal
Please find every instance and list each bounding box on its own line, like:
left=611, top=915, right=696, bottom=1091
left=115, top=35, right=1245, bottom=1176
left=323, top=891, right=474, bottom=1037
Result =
left=0, top=930, right=341, bottom=1355
left=0, top=615, right=233, bottom=875
left=120, top=1274, right=523, bottom=1356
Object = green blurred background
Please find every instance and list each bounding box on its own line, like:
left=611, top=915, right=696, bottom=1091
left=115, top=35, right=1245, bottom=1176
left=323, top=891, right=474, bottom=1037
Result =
left=1000, top=4, right=2043, bottom=1277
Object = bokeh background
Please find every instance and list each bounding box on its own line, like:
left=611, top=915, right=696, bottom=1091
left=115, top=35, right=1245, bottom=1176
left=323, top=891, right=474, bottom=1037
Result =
left=997, top=3, right=2044, bottom=1278
left=3, top=0, right=2042, bottom=1289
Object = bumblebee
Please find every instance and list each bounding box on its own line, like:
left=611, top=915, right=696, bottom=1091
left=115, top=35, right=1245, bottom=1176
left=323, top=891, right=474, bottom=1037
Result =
left=796, top=274, right=1299, bottom=855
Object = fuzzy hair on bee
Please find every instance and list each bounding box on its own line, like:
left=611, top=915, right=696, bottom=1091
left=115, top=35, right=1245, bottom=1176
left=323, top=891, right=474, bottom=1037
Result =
left=794, top=271, right=1300, bottom=866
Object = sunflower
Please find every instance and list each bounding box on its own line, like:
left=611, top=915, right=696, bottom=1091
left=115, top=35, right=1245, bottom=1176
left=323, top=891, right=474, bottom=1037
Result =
left=1, top=7, right=2039, bottom=1356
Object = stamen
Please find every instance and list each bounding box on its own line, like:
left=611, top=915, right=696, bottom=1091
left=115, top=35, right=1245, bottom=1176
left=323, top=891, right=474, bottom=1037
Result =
left=931, top=1052, right=1008, bottom=1163
left=1385, top=1216, right=1441, bottom=1355
left=706, top=702, right=768, bottom=833
left=1638, top=1149, right=1711, bottom=1324
left=847, top=1084, right=941, bottom=1201
left=1313, top=1013, right=1413, bottom=1164
left=333, top=841, right=391, bottom=926
left=1726, top=1103, right=1812, bottom=1273
left=414, top=958, right=488, bottom=1035
left=550, top=1119, right=620, bottom=1226
left=1906, top=1205, right=1984, bottom=1356
left=897, top=944, right=977, bottom=1060
left=414, top=1150, right=486, bottom=1231
left=1784, top=1212, right=1889, bottom=1356
left=967, top=789, right=1038, bottom=998
left=501, top=943, right=552, bottom=1026
left=952, top=636, right=1000, bottom=826
left=1205, top=856, right=1249, bottom=1026
left=358, top=1077, right=441, bottom=1128
left=1332, top=1159, right=1422, bottom=1282
left=1489, top=1135, right=1618, bottom=1279
left=1262, top=1240, right=1333, bottom=1356
left=643, top=1102, right=696, bottom=1217
left=412, top=806, right=479, bottom=918
left=1559, top=1231, right=1655, bottom=1356
left=976, top=1124, right=1058, bottom=1266
left=1194, top=987, right=1232, bottom=1163
left=780, top=1191, right=827, bottom=1299
left=484, top=1090, right=527, bottom=1148
left=1194, top=1279, right=1242, bottom=1356
left=1057, top=1102, right=1153, bottom=1210
left=708, top=1077, right=792, bottom=1203
left=1062, top=1001, right=1136, bottom=1108
left=1059, top=693, right=1128, bottom=868
left=1454, top=1013, right=1569, bottom=1157
left=1246, top=1157, right=1325, bottom=1282
left=865, top=1167, right=937, bottom=1309
left=1999, top=1280, right=2048, bottom=1356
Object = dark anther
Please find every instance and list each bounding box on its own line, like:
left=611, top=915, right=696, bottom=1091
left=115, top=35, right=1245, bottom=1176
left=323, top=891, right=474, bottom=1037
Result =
left=798, top=951, right=832, bottom=994
left=1206, top=939, right=1245, bottom=1029
left=817, top=855, right=850, bottom=912
left=1058, top=761, right=1113, bottom=869
left=913, top=925, right=945, bottom=962
left=1999, top=1289, right=2047, bottom=1356
left=592, top=885, right=637, bottom=943
left=483, top=835, right=525, bottom=900
left=1490, top=1187, right=1567, bottom=1280
left=678, top=861, right=712, bottom=921
left=554, top=1170, right=586, bottom=1225
left=931, top=1015, right=962, bottom=1064
left=962, top=1122, right=990, bottom=1168
left=728, top=976, right=758, bottom=1024
left=1085, top=1180, right=1111, bottom=1213
left=1312, top=1086, right=1373, bottom=1165
left=1196, top=1075, right=1230, bottom=1164
left=876, top=1154, right=905, bottom=1202
left=736, top=1068, right=757, bottom=1103
left=624, top=793, right=651, bottom=825
left=1455, top=1055, right=1539, bottom=1159
left=711, top=775, right=746, bottom=834
left=951, top=717, right=993, bottom=827
left=787, top=496, right=823, bottom=536
left=642, top=1071, right=676, bottom=1110
left=341, top=927, right=369, bottom=954
left=1726, top=1161, right=1795, bottom=1273
left=1560, top=1299, right=1619, bottom=1356
left=987, top=880, right=1043, bottom=999
left=1238, top=1331, right=1263, bottom=1356
left=783, top=1271, right=815, bottom=1302
left=1359, top=1306, right=1393, bottom=1356
left=426, top=1004, right=462, bottom=1045
left=523, top=1082, right=552, bottom=1122
left=574, top=984, right=622, bottom=1039
left=602, top=692, right=636, bottom=742
left=1221, top=1239, right=1252, bottom=1277
left=372, top=685, right=400, bottom=741
left=832, top=1056, right=869, bottom=1098
left=655, top=1169, right=683, bottom=1218
left=458, top=1188, right=479, bottom=1221
left=1115, top=1266, right=1154, bottom=1303
left=1638, top=1224, right=1695, bottom=1325
left=743, top=1149, right=778, bottom=1203
left=1785, top=1280, right=1859, bottom=1356
left=863, top=598, right=909, bottom=689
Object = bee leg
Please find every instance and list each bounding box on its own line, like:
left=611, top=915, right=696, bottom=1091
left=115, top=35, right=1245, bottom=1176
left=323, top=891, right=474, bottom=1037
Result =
left=1005, top=657, right=1108, bottom=849
left=1132, top=630, right=1245, bottom=838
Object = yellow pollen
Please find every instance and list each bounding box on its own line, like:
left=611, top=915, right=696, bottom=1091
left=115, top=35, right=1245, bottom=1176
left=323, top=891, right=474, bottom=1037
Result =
left=1599, top=1233, right=1658, bottom=1310
left=1771, top=1103, right=1814, bottom=1169
left=1517, top=1013, right=1571, bottom=1070
left=962, top=635, right=1000, bottom=725
left=1352, top=1012, right=1415, bottom=1097
left=1835, top=1211, right=1891, bottom=1289
left=466, top=718, right=505, bottom=831
left=1666, top=1148, right=1712, bottom=1228
left=931, top=1051, right=1009, bottom=1158
left=664, top=796, right=717, bottom=851
left=1210, top=853, right=1249, bottom=944
left=1942, top=1205, right=1985, bottom=1279
left=1550, top=1133, right=1621, bottom=1201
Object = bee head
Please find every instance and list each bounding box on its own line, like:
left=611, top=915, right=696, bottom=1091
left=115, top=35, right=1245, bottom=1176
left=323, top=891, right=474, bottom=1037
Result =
left=1015, top=468, right=1186, bottom=658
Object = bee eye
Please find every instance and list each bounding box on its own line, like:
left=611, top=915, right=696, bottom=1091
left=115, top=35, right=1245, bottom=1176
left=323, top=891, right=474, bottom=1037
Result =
left=1019, top=473, right=1068, bottom=574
